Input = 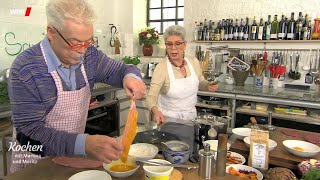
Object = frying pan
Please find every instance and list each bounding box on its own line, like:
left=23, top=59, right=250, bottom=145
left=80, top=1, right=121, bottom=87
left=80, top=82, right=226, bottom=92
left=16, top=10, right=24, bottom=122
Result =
left=133, top=130, right=181, bottom=151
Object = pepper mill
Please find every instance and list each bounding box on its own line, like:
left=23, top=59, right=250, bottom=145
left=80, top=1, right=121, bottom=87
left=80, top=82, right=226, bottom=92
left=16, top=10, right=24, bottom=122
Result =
left=198, top=143, right=215, bottom=179
left=264, top=111, right=276, bottom=131
left=216, top=134, right=227, bottom=177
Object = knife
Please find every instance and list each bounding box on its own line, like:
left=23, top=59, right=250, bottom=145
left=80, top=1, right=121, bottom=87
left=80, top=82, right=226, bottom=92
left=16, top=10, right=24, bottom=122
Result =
left=136, top=159, right=199, bottom=169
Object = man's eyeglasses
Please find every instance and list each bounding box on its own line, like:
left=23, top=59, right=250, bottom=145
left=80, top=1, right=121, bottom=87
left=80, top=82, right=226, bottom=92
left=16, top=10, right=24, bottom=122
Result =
left=165, top=41, right=185, bottom=49
left=52, top=26, right=96, bottom=51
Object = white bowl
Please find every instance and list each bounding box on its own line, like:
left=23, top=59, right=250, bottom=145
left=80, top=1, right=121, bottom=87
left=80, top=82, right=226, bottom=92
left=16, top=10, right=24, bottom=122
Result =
left=203, top=140, right=231, bottom=151
left=226, top=151, right=246, bottom=165
left=232, top=128, right=251, bottom=140
left=68, top=170, right=111, bottom=180
left=243, top=137, right=277, bottom=151
left=103, top=156, right=140, bottom=178
left=226, top=164, right=263, bottom=180
left=282, top=140, right=320, bottom=158
left=143, top=159, right=173, bottom=179
left=129, top=143, right=159, bottom=161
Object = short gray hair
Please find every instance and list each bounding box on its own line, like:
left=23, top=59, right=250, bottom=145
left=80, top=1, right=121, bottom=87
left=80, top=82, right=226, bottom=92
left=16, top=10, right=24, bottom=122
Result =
left=163, top=25, right=186, bottom=42
left=46, top=0, right=96, bottom=31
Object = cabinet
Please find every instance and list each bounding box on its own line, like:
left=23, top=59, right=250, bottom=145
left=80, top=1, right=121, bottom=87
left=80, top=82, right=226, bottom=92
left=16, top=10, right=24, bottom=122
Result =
left=196, top=84, right=320, bottom=133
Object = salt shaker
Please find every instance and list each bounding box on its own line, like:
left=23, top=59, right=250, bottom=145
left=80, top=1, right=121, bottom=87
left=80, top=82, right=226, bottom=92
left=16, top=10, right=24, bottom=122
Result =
left=198, top=143, right=215, bottom=179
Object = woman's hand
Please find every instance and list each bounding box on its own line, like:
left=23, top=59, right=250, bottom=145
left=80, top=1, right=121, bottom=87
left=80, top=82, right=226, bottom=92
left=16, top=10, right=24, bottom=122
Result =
left=151, top=107, right=166, bottom=126
left=208, top=84, right=218, bottom=92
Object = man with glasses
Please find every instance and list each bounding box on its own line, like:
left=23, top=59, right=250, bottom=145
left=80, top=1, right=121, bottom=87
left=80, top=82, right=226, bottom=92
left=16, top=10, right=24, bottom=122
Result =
left=8, top=0, right=146, bottom=172
left=146, top=25, right=218, bottom=157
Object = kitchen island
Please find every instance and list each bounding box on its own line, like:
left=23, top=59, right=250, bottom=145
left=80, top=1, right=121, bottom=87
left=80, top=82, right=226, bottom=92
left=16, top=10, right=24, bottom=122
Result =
left=4, top=157, right=244, bottom=180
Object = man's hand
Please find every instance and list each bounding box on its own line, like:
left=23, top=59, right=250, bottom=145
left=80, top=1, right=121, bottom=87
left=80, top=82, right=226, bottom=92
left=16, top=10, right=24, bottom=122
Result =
left=85, top=135, right=123, bottom=164
left=123, top=77, right=146, bottom=99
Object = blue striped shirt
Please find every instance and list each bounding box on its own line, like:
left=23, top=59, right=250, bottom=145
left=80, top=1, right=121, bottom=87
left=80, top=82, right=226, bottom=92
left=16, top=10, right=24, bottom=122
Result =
left=9, top=38, right=142, bottom=157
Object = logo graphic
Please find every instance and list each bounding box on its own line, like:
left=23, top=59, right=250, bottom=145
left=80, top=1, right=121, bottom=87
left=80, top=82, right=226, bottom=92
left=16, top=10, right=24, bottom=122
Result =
left=10, top=7, right=32, bottom=16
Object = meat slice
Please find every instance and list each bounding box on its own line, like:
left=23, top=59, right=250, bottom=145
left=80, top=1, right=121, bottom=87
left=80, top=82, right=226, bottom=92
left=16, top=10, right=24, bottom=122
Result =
left=304, top=135, right=320, bottom=144
left=281, top=129, right=302, bottom=138
left=52, top=157, right=102, bottom=169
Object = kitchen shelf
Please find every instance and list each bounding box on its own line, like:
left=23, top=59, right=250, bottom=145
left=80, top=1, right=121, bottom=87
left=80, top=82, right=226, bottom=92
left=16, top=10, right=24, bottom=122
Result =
left=192, top=40, right=320, bottom=43
left=236, top=107, right=320, bottom=125
left=196, top=103, right=230, bottom=111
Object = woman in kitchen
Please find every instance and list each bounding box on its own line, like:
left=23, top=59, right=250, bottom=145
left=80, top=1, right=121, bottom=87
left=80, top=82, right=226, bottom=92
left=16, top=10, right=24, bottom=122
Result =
left=146, top=25, right=218, bottom=155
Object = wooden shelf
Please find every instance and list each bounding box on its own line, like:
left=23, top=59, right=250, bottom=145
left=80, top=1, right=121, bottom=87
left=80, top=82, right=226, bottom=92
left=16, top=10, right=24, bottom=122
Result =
left=196, top=103, right=230, bottom=111
left=192, top=40, right=320, bottom=43
left=236, top=107, right=320, bottom=125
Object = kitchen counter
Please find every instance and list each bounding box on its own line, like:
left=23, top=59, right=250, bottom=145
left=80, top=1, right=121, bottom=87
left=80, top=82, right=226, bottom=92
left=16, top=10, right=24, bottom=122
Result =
left=4, top=157, right=244, bottom=180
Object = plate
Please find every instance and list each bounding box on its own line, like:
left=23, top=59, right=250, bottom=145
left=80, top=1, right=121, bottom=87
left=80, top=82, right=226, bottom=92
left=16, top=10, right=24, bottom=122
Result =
left=226, top=151, right=246, bottom=165
left=283, top=140, right=320, bottom=158
left=232, top=128, right=251, bottom=140
left=203, top=140, right=231, bottom=151
left=68, top=170, right=111, bottom=180
left=226, top=164, right=263, bottom=180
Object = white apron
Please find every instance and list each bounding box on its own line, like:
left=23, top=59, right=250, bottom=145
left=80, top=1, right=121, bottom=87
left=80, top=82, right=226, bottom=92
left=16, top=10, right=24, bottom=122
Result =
left=158, top=57, right=199, bottom=122
left=10, top=42, right=91, bottom=173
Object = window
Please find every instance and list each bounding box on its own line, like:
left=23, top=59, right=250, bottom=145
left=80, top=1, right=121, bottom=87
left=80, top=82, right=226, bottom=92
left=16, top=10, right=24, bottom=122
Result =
left=147, top=0, right=184, bottom=34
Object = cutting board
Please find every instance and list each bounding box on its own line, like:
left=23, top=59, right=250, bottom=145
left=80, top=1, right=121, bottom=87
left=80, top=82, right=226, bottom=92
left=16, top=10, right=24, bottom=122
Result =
left=170, top=169, right=183, bottom=180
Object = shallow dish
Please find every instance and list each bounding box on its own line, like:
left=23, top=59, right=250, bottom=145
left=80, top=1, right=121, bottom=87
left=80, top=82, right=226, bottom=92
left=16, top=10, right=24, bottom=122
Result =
left=68, top=170, right=111, bottom=180
left=243, top=137, right=277, bottom=151
left=129, top=143, right=159, bottom=161
left=282, top=140, right=320, bottom=158
left=232, top=128, right=251, bottom=140
left=226, top=164, right=263, bottom=180
left=203, top=140, right=231, bottom=151
left=226, top=151, right=246, bottom=165
left=103, top=156, right=140, bottom=178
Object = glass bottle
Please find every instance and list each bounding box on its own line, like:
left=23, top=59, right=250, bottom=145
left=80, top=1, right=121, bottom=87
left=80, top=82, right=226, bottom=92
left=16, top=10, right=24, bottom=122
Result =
left=243, top=17, right=250, bottom=41
left=251, top=16, right=257, bottom=40
left=287, top=12, right=295, bottom=40
left=257, top=18, right=264, bottom=40
left=295, top=12, right=303, bottom=40
left=265, top=15, right=272, bottom=40
left=278, top=15, right=287, bottom=40
left=238, top=18, right=245, bottom=40
left=228, top=19, right=234, bottom=40
left=220, top=19, right=226, bottom=41
left=233, top=18, right=239, bottom=40
left=193, top=21, right=198, bottom=41
left=271, top=15, right=279, bottom=40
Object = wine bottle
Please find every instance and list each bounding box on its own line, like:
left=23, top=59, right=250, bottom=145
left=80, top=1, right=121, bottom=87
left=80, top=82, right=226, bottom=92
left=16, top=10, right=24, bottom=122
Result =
left=238, top=18, right=245, bottom=40
left=271, top=15, right=279, bottom=40
left=214, top=21, right=221, bottom=41
left=265, top=15, right=272, bottom=40
left=302, top=14, right=309, bottom=40
left=243, top=17, right=250, bottom=41
left=224, top=19, right=229, bottom=40
left=198, top=22, right=203, bottom=40
left=257, top=18, right=264, bottom=40
left=278, top=15, right=287, bottom=40
left=287, top=12, right=295, bottom=40
left=228, top=19, right=234, bottom=40
left=203, top=19, right=208, bottom=41
left=193, top=22, right=198, bottom=41
left=220, top=19, right=226, bottom=41
left=233, top=18, right=239, bottom=40
left=251, top=16, right=257, bottom=40
left=295, top=12, right=303, bottom=40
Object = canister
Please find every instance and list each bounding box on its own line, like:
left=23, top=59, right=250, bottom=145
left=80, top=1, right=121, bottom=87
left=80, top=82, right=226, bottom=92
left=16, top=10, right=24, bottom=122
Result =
left=198, top=143, right=215, bottom=179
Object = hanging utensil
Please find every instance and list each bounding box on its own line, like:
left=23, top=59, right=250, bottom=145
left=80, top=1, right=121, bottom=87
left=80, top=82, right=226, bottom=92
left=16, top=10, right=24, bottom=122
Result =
left=311, top=49, right=319, bottom=77
left=293, top=52, right=301, bottom=80
left=302, top=50, right=311, bottom=71
left=305, top=57, right=313, bottom=84
left=288, top=53, right=295, bottom=79
left=109, top=25, right=118, bottom=47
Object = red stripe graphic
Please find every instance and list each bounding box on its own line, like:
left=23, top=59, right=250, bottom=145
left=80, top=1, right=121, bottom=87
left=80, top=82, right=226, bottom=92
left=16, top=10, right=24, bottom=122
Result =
left=25, top=7, right=32, bottom=16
